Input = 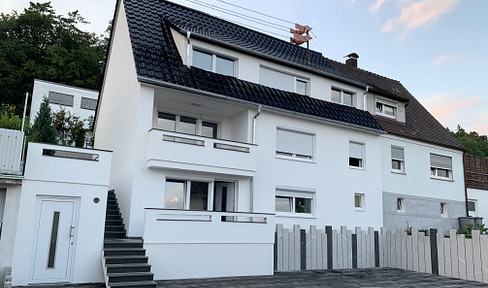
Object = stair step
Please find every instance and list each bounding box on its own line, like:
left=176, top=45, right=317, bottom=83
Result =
left=105, top=225, right=126, bottom=232
left=104, top=238, right=143, bottom=249
left=105, top=255, right=148, bottom=264
left=106, top=213, right=122, bottom=220
left=108, top=281, right=156, bottom=288
left=107, top=272, right=154, bottom=283
left=104, top=248, right=146, bottom=256
left=106, top=263, right=151, bottom=273
left=105, top=219, right=123, bottom=226
left=105, top=231, right=126, bottom=239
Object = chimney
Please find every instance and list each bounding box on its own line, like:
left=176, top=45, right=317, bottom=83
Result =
left=345, top=52, right=359, bottom=68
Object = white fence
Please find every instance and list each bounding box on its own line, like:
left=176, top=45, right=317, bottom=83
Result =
left=0, top=128, right=24, bottom=175
left=275, top=224, right=488, bottom=284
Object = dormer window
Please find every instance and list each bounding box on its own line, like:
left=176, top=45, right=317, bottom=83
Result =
left=192, top=49, right=235, bottom=77
left=331, top=88, right=354, bottom=106
left=260, top=66, right=309, bottom=95
left=376, top=98, right=397, bottom=119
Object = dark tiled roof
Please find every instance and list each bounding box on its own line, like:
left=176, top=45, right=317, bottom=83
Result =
left=121, top=0, right=383, bottom=132
left=330, top=61, right=465, bottom=151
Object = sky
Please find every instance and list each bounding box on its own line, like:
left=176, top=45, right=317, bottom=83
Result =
left=1, top=0, right=487, bottom=135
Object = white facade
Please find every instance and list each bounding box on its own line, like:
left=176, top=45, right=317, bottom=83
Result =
left=30, top=79, right=99, bottom=127
left=1, top=142, right=112, bottom=286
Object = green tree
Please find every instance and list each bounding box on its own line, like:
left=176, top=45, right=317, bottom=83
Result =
left=52, top=108, right=87, bottom=147
left=0, top=104, right=29, bottom=130
left=451, top=125, right=488, bottom=157
left=29, top=97, right=57, bottom=144
left=0, top=2, right=108, bottom=115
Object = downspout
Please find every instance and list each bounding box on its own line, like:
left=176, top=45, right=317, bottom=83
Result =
left=362, top=86, right=369, bottom=111
left=186, top=31, right=191, bottom=67
left=463, top=151, right=469, bottom=217
left=252, top=105, right=262, bottom=144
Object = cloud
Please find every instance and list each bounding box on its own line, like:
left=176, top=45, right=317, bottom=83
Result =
left=373, top=0, right=459, bottom=36
left=430, top=54, right=460, bottom=66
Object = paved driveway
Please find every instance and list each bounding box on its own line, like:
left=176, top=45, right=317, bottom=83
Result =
left=157, top=268, right=488, bottom=287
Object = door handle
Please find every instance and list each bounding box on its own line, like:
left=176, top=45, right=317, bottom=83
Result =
left=69, top=225, right=75, bottom=238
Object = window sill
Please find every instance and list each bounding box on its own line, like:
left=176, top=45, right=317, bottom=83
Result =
left=430, top=176, right=453, bottom=182
left=275, top=213, right=316, bottom=219
left=354, top=208, right=366, bottom=212
left=349, top=166, right=365, bottom=170
left=391, top=170, right=406, bottom=175
left=276, top=155, right=315, bottom=164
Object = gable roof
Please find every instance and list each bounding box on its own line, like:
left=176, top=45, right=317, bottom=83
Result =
left=330, top=60, right=465, bottom=151
left=119, top=0, right=383, bottom=133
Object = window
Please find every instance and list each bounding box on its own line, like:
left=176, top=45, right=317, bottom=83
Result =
left=376, top=98, right=397, bottom=118
left=80, top=97, right=97, bottom=111
left=165, top=180, right=209, bottom=210
left=331, top=88, right=354, bottom=106
left=440, top=203, right=448, bottom=217
left=157, top=112, right=218, bottom=139
left=354, top=193, right=365, bottom=210
left=259, top=66, right=308, bottom=95
left=391, top=146, right=405, bottom=173
left=192, top=49, right=235, bottom=76
left=276, top=128, right=314, bottom=160
left=468, top=200, right=477, bottom=217
left=397, top=198, right=405, bottom=212
left=48, top=91, right=74, bottom=107
left=430, top=154, right=452, bottom=180
left=349, top=141, right=364, bottom=168
left=275, top=189, right=314, bottom=215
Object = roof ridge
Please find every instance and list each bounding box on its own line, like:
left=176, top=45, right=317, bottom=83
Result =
left=327, top=58, right=401, bottom=84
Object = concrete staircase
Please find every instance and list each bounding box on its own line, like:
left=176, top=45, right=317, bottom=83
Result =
left=102, top=190, right=156, bottom=288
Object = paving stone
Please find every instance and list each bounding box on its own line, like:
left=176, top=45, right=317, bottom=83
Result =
left=156, top=268, right=488, bottom=287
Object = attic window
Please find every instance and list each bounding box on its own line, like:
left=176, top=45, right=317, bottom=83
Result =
left=375, top=98, right=397, bottom=119
left=331, top=88, right=354, bottom=106
left=192, top=49, right=235, bottom=77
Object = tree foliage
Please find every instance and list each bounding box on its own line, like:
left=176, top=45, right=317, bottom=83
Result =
left=0, top=103, right=29, bottom=130
left=29, top=97, right=57, bottom=144
left=451, top=125, right=488, bottom=157
left=52, top=108, right=87, bottom=147
left=0, top=2, right=108, bottom=115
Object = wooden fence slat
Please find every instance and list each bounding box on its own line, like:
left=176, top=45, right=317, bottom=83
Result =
left=362, top=230, right=368, bottom=268
left=379, top=228, right=384, bottom=267
left=306, top=228, right=311, bottom=270
left=322, top=231, right=328, bottom=269
left=466, top=237, right=475, bottom=281
left=369, top=227, right=375, bottom=268
left=437, top=233, right=445, bottom=276
left=444, top=237, right=452, bottom=277
left=333, top=230, right=339, bottom=269
left=412, top=229, right=419, bottom=272
left=480, top=235, right=488, bottom=283
left=288, top=230, right=295, bottom=270
left=395, top=229, right=402, bottom=269
left=417, top=232, right=426, bottom=273
left=294, top=225, right=301, bottom=270
left=450, top=230, right=460, bottom=278
left=347, top=230, right=353, bottom=269
left=356, top=227, right=362, bottom=268
left=457, top=234, right=467, bottom=280
left=401, top=230, right=407, bottom=270
left=424, top=234, right=432, bottom=274
left=407, top=233, right=413, bottom=271
left=342, top=227, right=348, bottom=269
left=277, top=224, right=283, bottom=272
left=337, top=228, right=343, bottom=269
left=472, top=230, right=483, bottom=282
left=317, top=231, right=323, bottom=269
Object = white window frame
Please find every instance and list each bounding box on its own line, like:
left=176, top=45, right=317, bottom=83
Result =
left=157, top=111, right=220, bottom=138
left=468, top=199, right=477, bottom=217
left=276, top=127, right=315, bottom=161
left=354, top=193, right=365, bottom=211
left=275, top=188, right=315, bottom=217
left=349, top=141, right=365, bottom=169
left=397, top=197, right=405, bottom=212
left=376, top=97, right=397, bottom=119
left=430, top=153, right=453, bottom=181
left=191, top=46, right=237, bottom=77
left=331, top=87, right=355, bottom=107
left=259, top=65, right=310, bottom=95
left=391, top=146, right=405, bottom=174
left=440, top=202, right=448, bottom=217
left=164, top=179, right=213, bottom=210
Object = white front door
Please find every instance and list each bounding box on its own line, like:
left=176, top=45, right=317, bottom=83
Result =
left=30, top=197, right=78, bottom=283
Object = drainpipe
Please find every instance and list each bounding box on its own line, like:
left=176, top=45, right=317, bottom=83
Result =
left=463, top=151, right=469, bottom=217
left=252, top=105, right=262, bottom=144
left=362, top=86, right=369, bottom=111
left=186, top=31, right=191, bottom=67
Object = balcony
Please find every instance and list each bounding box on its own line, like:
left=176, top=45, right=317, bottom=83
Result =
left=0, top=128, right=24, bottom=177
left=147, top=128, right=257, bottom=176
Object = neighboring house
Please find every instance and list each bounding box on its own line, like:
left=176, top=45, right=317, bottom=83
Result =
left=465, top=154, right=488, bottom=220
left=330, top=57, right=467, bottom=232
left=94, top=0, right=385, bottom=281
left=30, top=79, right=99, bottom=147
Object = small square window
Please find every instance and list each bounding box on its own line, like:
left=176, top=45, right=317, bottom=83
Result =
left=295, top=79, right=307, bottom=95
left=354, top=193, right=364, bottom=209
left=468, top=200, right=477, bottom=217
left=440, top=203, right=447, bottom=217
left=397, top=198, right=405, bottom=212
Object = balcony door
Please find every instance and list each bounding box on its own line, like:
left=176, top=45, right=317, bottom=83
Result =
left=214, top=181, right=235, bottom=212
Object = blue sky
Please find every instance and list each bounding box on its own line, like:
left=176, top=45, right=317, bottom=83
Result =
left=2, top=0, right=487, bottom=135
